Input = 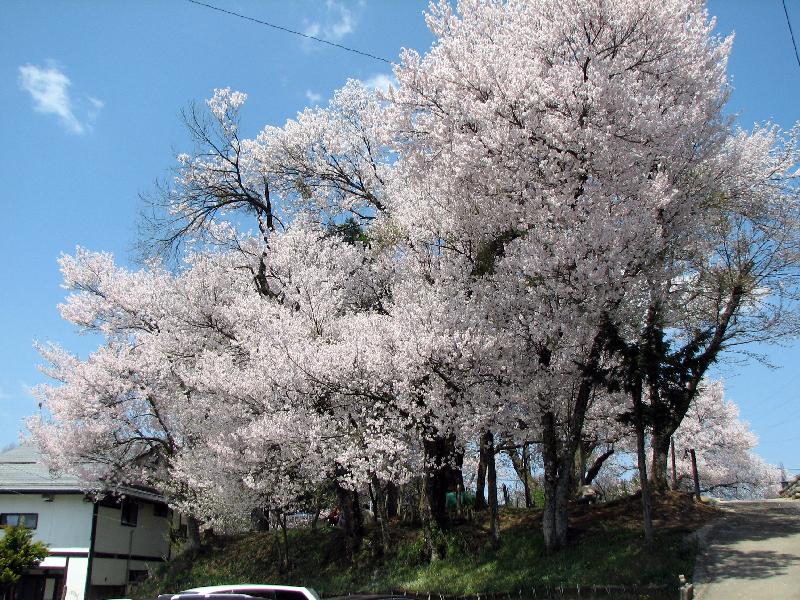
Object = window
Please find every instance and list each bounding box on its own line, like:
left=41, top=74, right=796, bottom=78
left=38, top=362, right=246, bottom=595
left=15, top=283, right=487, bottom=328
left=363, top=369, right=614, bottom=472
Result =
left=231, top=591, right=276, bottom=600
left=0, top=513, right=38, bottom=529
left=128, top=570, right=148, bottom=583
left=153, top=503, right=169, bottom=518
left=273, top=592, right=307, bottom=600
left=121, top=501, right=138, bottom=527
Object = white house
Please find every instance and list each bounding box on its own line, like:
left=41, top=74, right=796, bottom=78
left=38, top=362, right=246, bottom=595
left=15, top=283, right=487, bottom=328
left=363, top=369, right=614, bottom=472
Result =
left=0, top=445, right=178, bottom=600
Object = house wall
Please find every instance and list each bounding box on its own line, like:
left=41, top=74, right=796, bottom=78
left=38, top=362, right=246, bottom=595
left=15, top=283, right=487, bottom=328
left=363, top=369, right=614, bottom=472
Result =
left=0, top=493, right=93, bottom=550
left=91, top=501, right=171, bottom=586
left=63, top=556, right=88, bottom=600
left=0, top=493, right=173, bottom=597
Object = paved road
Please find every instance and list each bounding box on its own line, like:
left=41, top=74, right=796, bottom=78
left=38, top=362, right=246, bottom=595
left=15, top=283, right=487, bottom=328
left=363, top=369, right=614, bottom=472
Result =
left=694, top=500, right=800, bottom=599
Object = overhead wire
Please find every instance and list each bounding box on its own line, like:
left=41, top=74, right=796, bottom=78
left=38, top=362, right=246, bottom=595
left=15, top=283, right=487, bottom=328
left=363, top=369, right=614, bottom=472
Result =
left=184, top=0, right=392, bottom=64
left=784, top=0, right=800, bottom=69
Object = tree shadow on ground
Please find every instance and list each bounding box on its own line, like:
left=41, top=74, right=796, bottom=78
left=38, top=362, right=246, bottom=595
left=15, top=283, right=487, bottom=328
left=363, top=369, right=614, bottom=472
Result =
left=712, top=502, right=800, bottom=544
left=698, top=501, right=800, bottom=582
left=701, top=547, right=800, bottom=581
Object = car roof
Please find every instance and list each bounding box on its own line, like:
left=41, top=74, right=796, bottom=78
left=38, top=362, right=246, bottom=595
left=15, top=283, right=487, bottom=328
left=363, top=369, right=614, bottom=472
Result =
left=185, top=586, right=305, bottom=592
left=181, top=585, right=319, bottom=599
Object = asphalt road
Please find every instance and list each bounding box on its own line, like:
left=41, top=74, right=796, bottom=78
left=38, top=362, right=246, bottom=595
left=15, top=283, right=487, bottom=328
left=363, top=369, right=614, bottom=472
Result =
left=694, top=499, right=800, bottom=599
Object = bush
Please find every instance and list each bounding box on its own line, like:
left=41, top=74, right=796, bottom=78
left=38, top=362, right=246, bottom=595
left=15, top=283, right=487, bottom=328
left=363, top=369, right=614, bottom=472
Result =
left=0, top=526, right=49, bottom=598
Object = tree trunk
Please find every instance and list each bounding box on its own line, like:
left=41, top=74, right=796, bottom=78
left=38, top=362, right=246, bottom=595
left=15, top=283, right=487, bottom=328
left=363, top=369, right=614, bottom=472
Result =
left=541, top=425, right=576, bottom=553
left=386, top=482, right=399, bottom=519
left=250, top=507, right=270, bottom=532
left=522, top=444, right=532, bottom=508
left=185, top=515, right=201, bottom=552
left=279, top=511, right=290, bottom=572
left=506, top=444, right=536, bottom=508
left=367, top=481, right=379, bottom=525
left=650, top=425, right=676, bottom=492
left=334, top=478, right=364, bottom=558
left=476, top=431, right=489, bottom=510
left=541, top=411, right=561, bottom=552
left=399, top=479, right=422, bottom=525
left=486, top=431, right=501, bottom=546
left=584, top=446, right=615, bottom=486
left=421, top=433, right=459, bottom=560
left=540, top=328, right=606, bottom=553
left=632, top=384, right=655, bottom=544
left=371, top=475, right=391, bottom=556
left=422, top=435, right=457, bottom=530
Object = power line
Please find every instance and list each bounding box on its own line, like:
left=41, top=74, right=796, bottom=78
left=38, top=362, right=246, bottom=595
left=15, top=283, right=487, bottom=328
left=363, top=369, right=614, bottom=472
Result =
left=185, top=0, right=392, bottom=64
left=784, top=0, right=800, bottom=69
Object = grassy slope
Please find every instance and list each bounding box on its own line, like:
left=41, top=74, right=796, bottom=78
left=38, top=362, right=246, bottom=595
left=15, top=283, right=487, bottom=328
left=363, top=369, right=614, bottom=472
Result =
left=135, top=492, right=716, bottom=598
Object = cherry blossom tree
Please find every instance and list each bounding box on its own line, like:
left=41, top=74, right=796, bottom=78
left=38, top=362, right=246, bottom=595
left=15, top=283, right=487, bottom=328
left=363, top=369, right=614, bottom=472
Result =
left=672, top=380, right=781, bottom=499
left=29, top=0, right=800, bottom=561
left=387, top=0, right=735, bottom=551
left=626, top=125, right=800, bottom=492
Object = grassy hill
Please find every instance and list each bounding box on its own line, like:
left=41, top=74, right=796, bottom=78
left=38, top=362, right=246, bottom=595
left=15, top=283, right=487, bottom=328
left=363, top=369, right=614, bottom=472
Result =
left=135, top=492, right=716, bottom=599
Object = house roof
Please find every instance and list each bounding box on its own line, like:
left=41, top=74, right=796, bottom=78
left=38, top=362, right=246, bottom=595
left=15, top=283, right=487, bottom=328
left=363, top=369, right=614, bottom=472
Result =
left=0, top=444, right=89, bottom=492
left=0, top=444, right=165, bottom=503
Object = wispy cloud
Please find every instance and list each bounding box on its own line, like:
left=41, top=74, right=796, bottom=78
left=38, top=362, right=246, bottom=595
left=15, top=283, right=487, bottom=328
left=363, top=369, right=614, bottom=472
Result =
left=303, top=0, right=359, bottom=44
left=361, top=73, right=397, bottom=94
left=18, top=62, right=102, bottom=134
left=305, top=89, right=323, bottom=105
left=19, top=381, right=34, bottom=397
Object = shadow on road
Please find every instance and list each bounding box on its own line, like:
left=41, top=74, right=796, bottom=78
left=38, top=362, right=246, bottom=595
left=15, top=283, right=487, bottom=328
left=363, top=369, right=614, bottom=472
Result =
left=702, top=547, right=800, bottom=581
left=699, top=501, right=800, bottom=582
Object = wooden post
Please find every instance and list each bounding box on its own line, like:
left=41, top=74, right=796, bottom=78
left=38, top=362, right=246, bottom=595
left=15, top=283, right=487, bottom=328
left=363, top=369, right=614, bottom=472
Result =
left=670, top=438, right=678, bottom=491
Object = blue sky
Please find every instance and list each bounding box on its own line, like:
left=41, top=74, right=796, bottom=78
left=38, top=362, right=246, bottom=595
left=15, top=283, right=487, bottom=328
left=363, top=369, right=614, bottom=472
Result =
left=1, top=1, right=799, bottom=474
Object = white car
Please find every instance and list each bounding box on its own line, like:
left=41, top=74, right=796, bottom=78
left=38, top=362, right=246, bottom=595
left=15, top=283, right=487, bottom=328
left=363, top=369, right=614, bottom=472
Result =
left=163, top=584, right=320, bottom=600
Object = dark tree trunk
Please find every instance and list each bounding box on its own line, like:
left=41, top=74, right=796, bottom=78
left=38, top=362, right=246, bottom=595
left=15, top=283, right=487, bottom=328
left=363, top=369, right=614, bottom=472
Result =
left=334, top=478, right=364, bottom=558
left=386, top=482, right=399, bottom=519
left=584, top=446, right=615, bottom=486
left=506, top=444, right=536, bottom=508
left=641, top=285, right=743, bottom=493
left=399, top=479, right=422, bottom=525
left=421, top=433, right=460, bottom=560
left=486, top=431, right=500, bottom=546
left=250, top=507, right=270, bottom=532
left=422, top=435, right=459, bottom=530
left=278, top=511, right=290, bottom=572
left=541, top=328, right=607, bottom=553
left=186, top=515, right=201, bottom=552
left=650, top=427, right=674, bottom=492
left=541, top=411, right=560, bottom=552
left=371, top=475, right=391, bottom=556
left=476, top=431, right=490, bottom=510
left=632, top=382, right=655, bottom=544
left=522, top=444, right=532, bottom=508
left=367, top=481, right=379, bottom=525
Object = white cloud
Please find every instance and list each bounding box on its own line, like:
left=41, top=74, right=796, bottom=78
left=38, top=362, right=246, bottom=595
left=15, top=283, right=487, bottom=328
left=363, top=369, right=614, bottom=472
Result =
left=19, top=381, right=34, bottom=397
left=361, top=73, right=397, bottom=94
left=303, top=22, right=321, bottom=38
left=18, top=62, right=102, bottom=134
left=305, top=89, right=322, bottom=104
left=325, top=0, right=354, bottom=40
left=303, top=0, right=358, bottom=44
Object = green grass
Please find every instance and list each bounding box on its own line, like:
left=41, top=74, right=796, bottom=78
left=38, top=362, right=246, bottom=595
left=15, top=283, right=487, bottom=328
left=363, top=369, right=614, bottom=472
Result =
left=135, top=494, right=712, bottom=598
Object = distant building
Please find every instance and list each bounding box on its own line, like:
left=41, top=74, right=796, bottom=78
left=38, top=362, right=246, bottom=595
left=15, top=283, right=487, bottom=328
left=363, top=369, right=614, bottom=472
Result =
left=0, top=445, right=176, bottom=600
